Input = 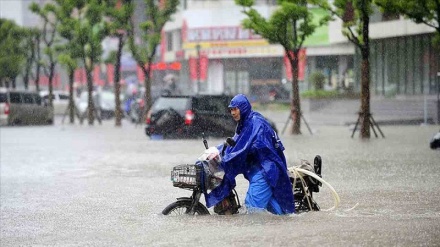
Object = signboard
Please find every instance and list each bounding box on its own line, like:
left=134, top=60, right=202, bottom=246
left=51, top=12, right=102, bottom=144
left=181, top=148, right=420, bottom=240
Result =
left=186, top=26, right=262, bottom=42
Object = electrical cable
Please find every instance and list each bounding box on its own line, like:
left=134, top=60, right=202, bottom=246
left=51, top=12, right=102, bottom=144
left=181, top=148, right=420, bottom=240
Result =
left=289, top=167, right=341, bottom=211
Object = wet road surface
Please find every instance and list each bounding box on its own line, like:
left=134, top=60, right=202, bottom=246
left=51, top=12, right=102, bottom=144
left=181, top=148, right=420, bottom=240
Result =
left=1, top=119, right=439, bottom=246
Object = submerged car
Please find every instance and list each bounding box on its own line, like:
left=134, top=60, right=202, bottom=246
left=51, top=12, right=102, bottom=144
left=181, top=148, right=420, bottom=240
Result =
left=0, top=88, right=53, bottom=126
left=145, top=94, right=277, bottom=139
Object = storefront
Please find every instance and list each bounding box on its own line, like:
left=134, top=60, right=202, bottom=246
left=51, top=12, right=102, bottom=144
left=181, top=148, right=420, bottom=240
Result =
left=162, top=21, right=298, bottom=101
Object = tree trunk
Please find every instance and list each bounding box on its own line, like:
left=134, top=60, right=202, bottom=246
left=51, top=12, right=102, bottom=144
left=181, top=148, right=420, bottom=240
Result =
left=68, top=68, right=75, bottom=124
left=359, top=0, right=371, bottom=139
left=34, top=35, right=41, bottom=92
left=35, top=63, right=41, bottom=92
left=114, top=34, right=124, bottom=127
left=141, top=63, right=153, bottom=123
left=289, top=52, right=301, bottom=135
left=12, top=77, right=16, bottom=89
left=48, top=62, right=55, bottom=107
left=360, top=50, right=371, bottom=139
left=85, top=63, right=95, bottom=125
left=23, top=71, right=30, bottom=90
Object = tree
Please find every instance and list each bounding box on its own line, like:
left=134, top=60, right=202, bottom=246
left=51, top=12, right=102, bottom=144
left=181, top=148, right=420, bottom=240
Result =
left=376, top=0, right=439, bottom=45
left=30, top=31, right=43, bottom=92
left=312, top=0, right=374, bottom=138
left=21, top=28, right=40, bottom=90
left=55, top=0, right=109, bottom=125
left=30, top=2, right=61, bottom=108
left=105, top=0, right=135, bottom=127
left=127, top=0, right=179, bottom=116
left=235, top=0, right=330, bottom=135
left=53, top=0, right=83, bottom=124
left=0, top=19, right=25, bottom=88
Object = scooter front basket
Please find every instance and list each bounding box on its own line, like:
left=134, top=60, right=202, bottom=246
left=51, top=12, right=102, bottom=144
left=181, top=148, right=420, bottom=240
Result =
left=171, top=164, right=203, bottom=189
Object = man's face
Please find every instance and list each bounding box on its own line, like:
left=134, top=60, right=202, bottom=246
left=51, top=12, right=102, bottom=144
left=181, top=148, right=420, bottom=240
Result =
left=230, top=107, right=240, bottom=122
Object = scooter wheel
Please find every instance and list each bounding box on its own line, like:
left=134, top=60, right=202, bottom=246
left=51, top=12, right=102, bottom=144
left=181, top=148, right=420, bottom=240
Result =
left=162, top=200, right=210, bottom=215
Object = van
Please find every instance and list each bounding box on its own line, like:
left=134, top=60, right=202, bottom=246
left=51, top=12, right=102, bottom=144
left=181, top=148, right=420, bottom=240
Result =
left=0, top=88, right=54, bottom=126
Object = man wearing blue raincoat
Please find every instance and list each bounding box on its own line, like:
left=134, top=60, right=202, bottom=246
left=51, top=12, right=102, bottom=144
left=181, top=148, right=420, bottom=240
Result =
left=205, top=94, right=294, bottom=215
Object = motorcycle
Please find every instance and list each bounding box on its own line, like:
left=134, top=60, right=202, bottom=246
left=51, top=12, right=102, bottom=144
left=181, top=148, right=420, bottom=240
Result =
left=162, top=136, right=329, bottom=216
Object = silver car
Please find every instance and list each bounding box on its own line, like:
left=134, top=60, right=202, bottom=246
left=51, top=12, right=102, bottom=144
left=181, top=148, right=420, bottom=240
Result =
left=0, top=88, right=54, bottom=126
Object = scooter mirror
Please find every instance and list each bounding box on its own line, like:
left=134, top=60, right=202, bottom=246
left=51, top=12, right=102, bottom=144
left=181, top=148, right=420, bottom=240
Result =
left=225, top=137, right=236, bottom=147
left=202, top=133, right=209, bottom=149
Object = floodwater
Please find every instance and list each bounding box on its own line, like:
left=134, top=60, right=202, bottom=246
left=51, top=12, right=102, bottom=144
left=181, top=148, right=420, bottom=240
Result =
left=1, top=119, right=439, bottom=246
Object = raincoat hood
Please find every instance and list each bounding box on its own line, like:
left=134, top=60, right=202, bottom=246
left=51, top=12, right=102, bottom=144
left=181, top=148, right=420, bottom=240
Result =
left=228, top=94, right=252, bottom=134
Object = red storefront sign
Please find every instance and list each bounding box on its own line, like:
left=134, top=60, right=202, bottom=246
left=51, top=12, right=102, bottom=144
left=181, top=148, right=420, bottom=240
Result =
left=137, top=65, right=145, bottom=82
left=93, top=66, right=104, bottom=86
left=35, top=74, right=60, bottom=87
left=189, top=55, right=208, bottom=81
left=136, top=62, right=182, bottom=82
left=74, top=68, right=86, bottom=84
left=106, top=64, right=114, bottom=85
left=284, top=49, right=306, bottom=81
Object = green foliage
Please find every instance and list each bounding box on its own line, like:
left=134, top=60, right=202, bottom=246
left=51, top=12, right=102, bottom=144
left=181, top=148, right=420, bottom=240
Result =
left=310, top=0, right=374, bottom=48
left=58, top=54, right=77, bottom=70
left=127, top=0, right=179, bottom=110
left=128, top=0, right=179, bottom=66
left=0, top=18, right=26, bottom=83
left=104, top=50, right=118, bottom=64
left=236, top=0, right=325, bottom=52
left=309, top=71, right=326, bottom=90
left=376, top=0, right=440, bottom=48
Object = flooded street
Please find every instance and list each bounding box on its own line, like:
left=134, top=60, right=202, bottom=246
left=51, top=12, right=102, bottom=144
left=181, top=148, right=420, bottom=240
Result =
left=1, top=119, right=439, bottom=246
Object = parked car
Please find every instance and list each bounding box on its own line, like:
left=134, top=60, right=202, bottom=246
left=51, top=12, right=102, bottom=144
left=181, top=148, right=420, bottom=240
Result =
left=39, top=90, right=70, bottom=115
left=0, top=88, right=54, bottom=126
left=145, top=94, right=278, bottom=139
left=76, top=91, right=124, bottom=119
left=430, top=131, right=440, bottom=150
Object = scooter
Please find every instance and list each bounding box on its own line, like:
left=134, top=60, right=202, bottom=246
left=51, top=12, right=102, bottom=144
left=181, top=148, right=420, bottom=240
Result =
left=162, top=136, right=329, bottom=215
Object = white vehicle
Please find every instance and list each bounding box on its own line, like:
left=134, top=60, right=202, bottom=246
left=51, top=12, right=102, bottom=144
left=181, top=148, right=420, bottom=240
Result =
left=76, top=91, right=124, bottom=119
left=39, top=90, right=70, bottom=115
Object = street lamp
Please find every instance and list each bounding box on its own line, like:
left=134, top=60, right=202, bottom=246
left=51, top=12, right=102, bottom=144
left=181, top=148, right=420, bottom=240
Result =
left=196, top=43, right=201, bottom=93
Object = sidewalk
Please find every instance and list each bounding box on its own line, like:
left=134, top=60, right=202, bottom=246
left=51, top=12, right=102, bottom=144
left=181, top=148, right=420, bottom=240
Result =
left=259, top=96, right=440, bottom=128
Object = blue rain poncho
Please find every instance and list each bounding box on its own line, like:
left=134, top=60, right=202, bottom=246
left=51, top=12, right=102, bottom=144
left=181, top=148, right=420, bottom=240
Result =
left=205, top=94, right=294, bottom=214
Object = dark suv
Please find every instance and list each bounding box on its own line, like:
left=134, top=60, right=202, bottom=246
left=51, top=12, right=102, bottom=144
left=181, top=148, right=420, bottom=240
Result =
left=145, top=94, right=234, bottom=139
left=145, top=94, right=277, bottom=139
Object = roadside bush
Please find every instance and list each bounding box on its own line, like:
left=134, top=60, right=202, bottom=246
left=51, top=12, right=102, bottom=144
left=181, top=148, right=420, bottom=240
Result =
left=309, top=72, right=326, bottom=90
left=301, top=89, right=360, bottom=99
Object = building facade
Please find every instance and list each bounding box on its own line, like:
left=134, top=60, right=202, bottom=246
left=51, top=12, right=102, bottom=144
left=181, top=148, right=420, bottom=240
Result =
left=162, top=0, right=438, bottom=100
left=162, top=0, right=291, bottom=101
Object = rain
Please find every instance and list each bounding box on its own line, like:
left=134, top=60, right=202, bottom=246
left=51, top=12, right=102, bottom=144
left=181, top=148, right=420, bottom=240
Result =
left=1, top=0, right=440, bottom=246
